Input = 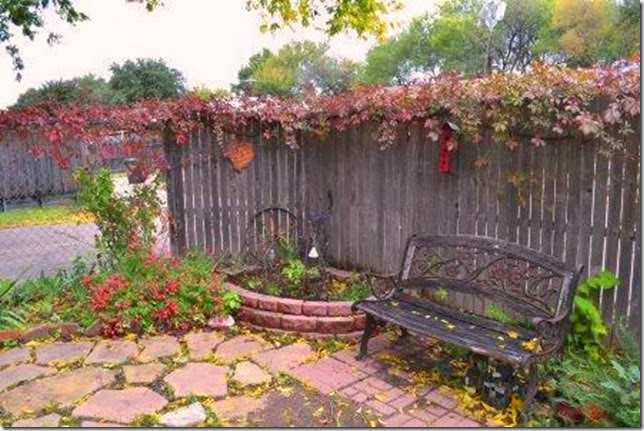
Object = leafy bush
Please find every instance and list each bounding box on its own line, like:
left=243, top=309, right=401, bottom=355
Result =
left=281, top=259, right=307, bottom=285
left=83, top=250, right=236, bottom=336
left=552, top=326, right=640, bottom=427
left=74, top=168, right=162, bottom=267
left=484, top=304, right=513, bottom=324
left=327, top=277, right=371, bottom=302
left=2, top=258, right=96, bottom=330
left=0, top=279, right=24, bottom=330
left=568, top=271, right=617, bottom=361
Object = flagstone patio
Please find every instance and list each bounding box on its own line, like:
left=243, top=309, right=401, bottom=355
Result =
left=0, top=329, right=482, bottom=427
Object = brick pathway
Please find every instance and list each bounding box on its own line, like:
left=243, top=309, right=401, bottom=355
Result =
left=0, top=330, right=483, bottom=427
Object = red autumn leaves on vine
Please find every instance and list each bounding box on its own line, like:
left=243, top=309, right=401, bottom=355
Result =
left=0, top=60, right=639, bottom=170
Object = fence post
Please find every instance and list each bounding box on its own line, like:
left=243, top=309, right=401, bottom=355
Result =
left=163, top=127, right=187, bottom=256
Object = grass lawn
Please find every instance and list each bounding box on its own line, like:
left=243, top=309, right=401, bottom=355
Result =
left=0, top=205, right=94, bottom=229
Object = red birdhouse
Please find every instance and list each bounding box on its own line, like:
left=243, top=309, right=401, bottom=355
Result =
left=438, top=121, right=459, bottom=174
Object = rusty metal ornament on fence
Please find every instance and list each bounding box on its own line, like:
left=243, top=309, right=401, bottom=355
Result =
left=224, top=141, right=254, bottom=172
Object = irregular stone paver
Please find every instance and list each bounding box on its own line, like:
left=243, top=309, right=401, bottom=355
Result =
left=35, top=341, right=94, bottom=365
left=72, top=387, right=168, bottom=424
left=210, top=395, right=267, bottom=421
left=137, top=336, right=180, bottom=362
left=0, top=363, right=56, bottom=391
left=183, top=331, right=224, bottom=360
left=252, top=343, right=314, bottom=374
left=332, top=346, right=381, bottom=375
left=164, top=362, right=227, bottom=398
left=432, top=411, right=481, bottom=427
left=0, top=347, right=30, bottom=368
left=0, top=367, right=115, bottom=416
left=214, top=336, right=269, bottom=362
left=232, top=361, right=271, bottom=387
left=291, top=357, right=367, bottom=395
left=123, top=363, right=165, bottom=385
left=159, top=402, right=206, bottom=427
left=81, top=421, right=126, bottom=427
left=12, top=412, right=62, bottom=427
left=85, top=340, right=137, bottom=364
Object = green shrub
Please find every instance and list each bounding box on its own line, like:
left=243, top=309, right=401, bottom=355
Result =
left=568, top=271, right=617, bottom=361
left=552, top=326, right=640, bottom=427
left=281, top=259, right=307, bottom=286
left=222, top=289, right=242, bottom=315
left=0, top=279, right=24, bottom=330
left=484, top=304, right=513, bottom=324
left=74, top=167, right=162, bottom=267
left=2, top=259, right=96, bottom=330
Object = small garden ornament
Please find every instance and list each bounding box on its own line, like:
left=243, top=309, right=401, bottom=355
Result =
left=224, top=140, right=255, bottom=172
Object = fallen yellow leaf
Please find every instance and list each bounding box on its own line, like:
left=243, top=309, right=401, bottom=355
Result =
left=506, top=331, right=519, bottom=339
left=521, top=338, right=540, bottom=352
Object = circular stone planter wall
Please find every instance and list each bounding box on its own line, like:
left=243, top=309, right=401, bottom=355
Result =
left=225, top=282, right=366, bottom=340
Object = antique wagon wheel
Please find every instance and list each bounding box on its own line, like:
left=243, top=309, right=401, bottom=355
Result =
left=244, top=207, right=299, bottom=268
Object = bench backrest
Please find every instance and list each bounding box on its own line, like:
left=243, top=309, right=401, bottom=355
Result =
left=397, top=234, right=582, bottom=323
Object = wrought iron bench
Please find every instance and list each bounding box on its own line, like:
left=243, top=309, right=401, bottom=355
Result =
left=352, top=234, right=582, bottom=416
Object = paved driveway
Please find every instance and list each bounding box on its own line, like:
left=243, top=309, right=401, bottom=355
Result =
left=0, top=175, right=170, bottom=280
left=0, top=223, right=98, bottom=280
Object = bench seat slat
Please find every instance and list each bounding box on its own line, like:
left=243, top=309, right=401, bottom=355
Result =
left=355, top=298, right=535, bottom=365
left=394, top=292, right=536, bottom=339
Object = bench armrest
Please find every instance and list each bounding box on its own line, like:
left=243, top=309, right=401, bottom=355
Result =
left=531, top=314, right=570, bottom=357
left=366, top=272, right=399, bottom=300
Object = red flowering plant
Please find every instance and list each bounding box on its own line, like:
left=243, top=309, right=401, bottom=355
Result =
left=84, top=250, right=238, bottom=336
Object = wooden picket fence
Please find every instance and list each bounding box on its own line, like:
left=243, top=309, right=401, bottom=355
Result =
left=0, top=134, right=163, bottom=209
left=164, top=121, right=641, bottom=334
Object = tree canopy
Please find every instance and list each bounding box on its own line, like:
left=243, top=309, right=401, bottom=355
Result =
left=362, top=0, right=640, bottom=84
left=14, top=74, right=115, bottom=108
left=235, top=41, right=360, bottom=97
left=108, top=58, right=185, bottom=104
left=13, top=58, right=185, bottom=107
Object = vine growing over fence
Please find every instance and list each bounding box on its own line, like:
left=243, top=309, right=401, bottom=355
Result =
left=0, top=59, right=639, bottom=170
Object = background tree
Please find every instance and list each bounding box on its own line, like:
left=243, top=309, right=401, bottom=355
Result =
left=234, top=48, right=273, bottom=92
left=612, top=0, right=641, bottom=59
left=547, top=0, right=637, bottom=66
left=13, top=74, right=116, bottom=107
left=362, top=0, right=639, bottom=82
left=189, top=85, right=231, bottom=100
left=108, top=58, right=185, bottom=103
left=247, top=0, right=401, bottom=41
left=361, top=15, right=435, bottom=85
left=237, top=41, right=360, bottom=97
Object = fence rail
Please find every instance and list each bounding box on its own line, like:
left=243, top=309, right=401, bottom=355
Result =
left=165, top=120, right=641, bottom=334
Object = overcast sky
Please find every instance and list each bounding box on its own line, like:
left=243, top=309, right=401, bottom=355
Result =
left=0, top=0, right=439, bottom=108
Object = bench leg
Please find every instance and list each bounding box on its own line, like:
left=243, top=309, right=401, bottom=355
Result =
left=519, top=363, right=539, bottom=425
left=356, top=314, right=376, bottom=360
